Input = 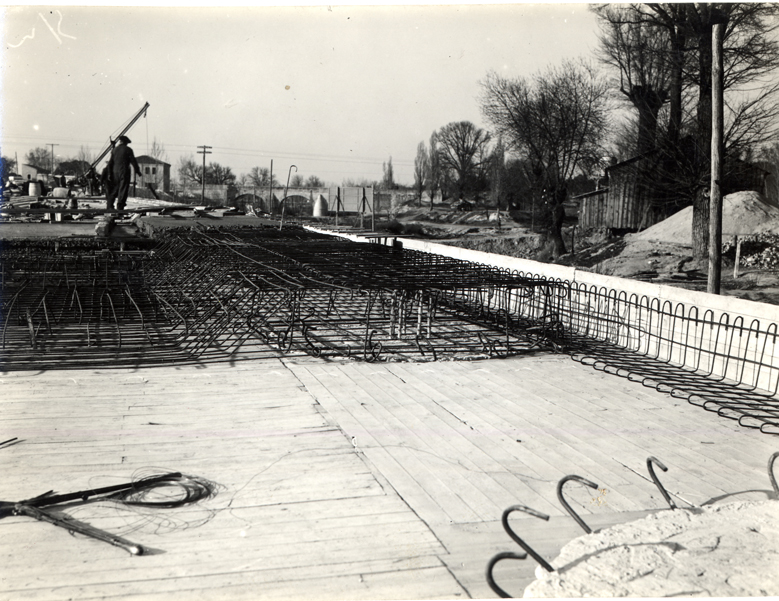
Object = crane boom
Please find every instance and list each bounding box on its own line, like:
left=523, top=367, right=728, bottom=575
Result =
left=89, top=102, right=150, bottom=173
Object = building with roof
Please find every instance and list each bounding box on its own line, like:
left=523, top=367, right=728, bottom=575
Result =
left=19, top=163, right=51, bottom=182
left=135, top=155, right=171, bottom=193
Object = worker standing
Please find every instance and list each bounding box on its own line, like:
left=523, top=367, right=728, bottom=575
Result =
left=101, top=162, right=116, bottom=210
left=109, top=135, right=141, bottom=211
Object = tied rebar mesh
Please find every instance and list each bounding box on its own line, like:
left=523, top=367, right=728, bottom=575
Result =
left=1, top=228, right=777, bottom=435
left=141, top=229, right=562, bottom=363
left=0, top=229, right=562, bottom=370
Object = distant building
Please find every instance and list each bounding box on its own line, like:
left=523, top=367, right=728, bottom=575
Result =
left=20, top=164, right=50, bottom=182
left=135, top=155, right=171, bottom=193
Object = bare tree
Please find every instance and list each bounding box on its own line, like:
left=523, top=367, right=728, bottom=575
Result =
left=207, top=163, right=236, bottom=185
left=600, top=3, right=779, bottom=259
left=413, top=142, right=429, bottom=206
left=489, top=138, right=506, bottom=210
left=435, top=121, right=491, bottom=201
left=427, top=132, right=442, bottom=206
left=76, top=145, right=93, bottom=167
left=25, top=147, right=54, bottom=171
left=247, top=166, right=278, bottom=187
left=382, top=157, right=395, bottom=191
left=480, top=60, right=609, bottom=256
left=149, top=138, right=167, bottom=163
left=595, top=5, right=673, bottom=155
left=178, top=155, right=203, bottom=185
left=305, top=175, right=324, bottom=187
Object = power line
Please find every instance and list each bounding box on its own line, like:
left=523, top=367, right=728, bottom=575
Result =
left=3, top=134, right=414, bottom=166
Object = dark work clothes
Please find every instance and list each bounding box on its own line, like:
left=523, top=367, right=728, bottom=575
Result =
left=101, top=165, right=116, bottom=210
left=109, top=143, right=140, bottom=210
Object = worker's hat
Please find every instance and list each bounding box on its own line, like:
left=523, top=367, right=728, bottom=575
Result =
left=118, top=135, right=132, bottom=144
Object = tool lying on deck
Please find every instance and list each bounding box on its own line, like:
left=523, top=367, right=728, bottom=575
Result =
left=0, top=471, right=215, bottom=556
left=485, top=452, right=779, bottom=598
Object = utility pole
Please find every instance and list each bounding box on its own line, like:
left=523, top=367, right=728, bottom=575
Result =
left=269, top=160, right=273, bottom=215
left=48, top=143, right=59, bottom=176
left=197, top=145, right=212, bottom=203
left=708, top=13, right=727, bottom=295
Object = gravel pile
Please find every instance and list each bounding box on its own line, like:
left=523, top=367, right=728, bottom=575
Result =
left=629, top=191, right=779, bottom=246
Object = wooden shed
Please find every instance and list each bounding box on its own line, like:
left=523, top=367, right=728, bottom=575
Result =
left=576, top=152, right=772, bottom=231
left=575, top=153, right=660, bottom=231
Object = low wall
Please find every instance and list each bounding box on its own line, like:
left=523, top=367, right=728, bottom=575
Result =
left=403, top=239, right=779, bottom=403
left=400, top=238, right=779, bottom=324
left=309, top=226, right=779, bottom=406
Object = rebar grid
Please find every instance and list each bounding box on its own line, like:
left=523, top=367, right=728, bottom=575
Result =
left=0, top=230, right=562, bottom=370
left=1, top=229, right=777, bottom=435
left=141, top=230, right=561, bottom=363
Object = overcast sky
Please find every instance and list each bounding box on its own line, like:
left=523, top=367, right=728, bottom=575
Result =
left=1, top=3, right=600, bottom=186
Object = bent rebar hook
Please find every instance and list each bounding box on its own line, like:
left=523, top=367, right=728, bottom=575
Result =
left=500, top=505, right=554, bottom=572
left=485, top=551, right=527, bottom=599
left=485, top=504, right=555, bottom=598
left=556, top=475, right=599, bottom=534
left=769, top=451, right=779, bottom=499
left=647, top=456, right=677, bottom=509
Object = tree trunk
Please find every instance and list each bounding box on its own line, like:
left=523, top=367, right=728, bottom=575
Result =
left=667, top=28, right=686, bottom=149
left=629, top=86, right=665, bottom=229
left=631, top=86, right=665, bottom=156
left=548, top=187, right=567, bottom=257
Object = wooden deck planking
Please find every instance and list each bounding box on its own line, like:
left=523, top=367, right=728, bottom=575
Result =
left=1, top=359, right=465, bottom=600
left=349, top=362, right=564, bottom=517
left=348, top=368, right=556, bottom=520
left=335, top=363, right=513, bottom=522
left=383, top=361, right=646, bottom=513
left=434, top=360, right=747, bottom=506
left=484, top=360, right=779, bottom=504
left=375, top=363, right=565, bottom=517
left=2, top=351, right=776, bottom=600
left=297, top=363, right=485, bottom=524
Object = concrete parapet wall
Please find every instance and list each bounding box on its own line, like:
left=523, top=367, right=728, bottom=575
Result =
left=306, top=227, right=779, bottom=402
left=399, top=238, right=778, bottom=324
left=398, top=238, right=779, bottom=400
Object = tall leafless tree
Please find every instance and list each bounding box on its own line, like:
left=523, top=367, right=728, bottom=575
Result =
left=247, top=166, right=278, bottom=187
left=413, top=141, right=429, bottom=207
left=598, top=3, right=779, bottom=259
left=435, top=121, right=491, bottom=201
left=382, top=157, right=395, bottom=191
left=149, top=138, right=167, bottom=163
left=427, top=131, right=442, bottom=206
left=178, top=155, right=203, bottom=185
left=480, top=60, right=609, bottom=256
left=595, top=5, right=673, bottom=155
left=25, top=147, right=54, bottom=171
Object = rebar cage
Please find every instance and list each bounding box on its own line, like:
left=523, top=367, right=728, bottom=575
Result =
left=1, top=226, right=777, bottom=434
left=0, top=228, right=563, bottom=370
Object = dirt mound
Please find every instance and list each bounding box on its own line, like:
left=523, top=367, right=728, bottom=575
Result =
left=630, top=191, right=779, bottom=246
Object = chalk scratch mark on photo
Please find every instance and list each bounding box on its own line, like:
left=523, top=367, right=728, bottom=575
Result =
left=8, top=10, right=75, bottom=48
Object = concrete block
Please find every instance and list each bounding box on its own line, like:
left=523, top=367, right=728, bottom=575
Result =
left=95, top=217, right=114, bottom=237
